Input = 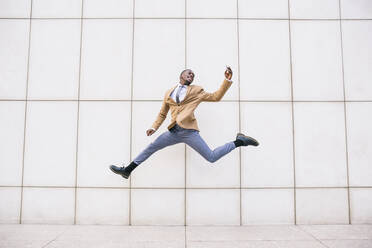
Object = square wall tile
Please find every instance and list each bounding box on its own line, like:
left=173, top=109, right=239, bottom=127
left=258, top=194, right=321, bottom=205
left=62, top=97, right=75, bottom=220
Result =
left=346, top=103, right=372, bottom=186
left=132, top=20, right=184, bottom=100
left=187, top=20, right=238, bottom=101
left=291, top=21, right=344, bottom=101
left=0, top=102, right=25, bottom=186
left=0, top=20, right=29, bottom=99
left=342, top=21, right=372, bottom=100
left=242, top=189, right=294, bottom=225
left=80, top=19, right=132, bottom=100
left=187, top=189, right=240, bottom=225
left=135, top=0, right=184, bottom=18
left=350, top=188, right=372, bottom=224
left=238, top=0, right=288, bottom=18
left=241, top=103, right=294, bottom=187
left=296, top=188, right=349, bottom=224
left=28, top=20, right=81, bottom=100
left=239, top=20, right=291, bottom=101
left=0, top=0, right=31, bottom=18
left=131, top=101, right=185, bottom=188
left=83, top=0, right=133, bottom=18
left=23, top=102, right=77, bottom=187
left=77, top=102, right=131, bottom=187
left=186, top=102, right=239, bottom=188
left=187, top=0, right=237, bottom=18
left=0, top=187, right=21, bottom=223
left=341, top=0, right=372, bottom=19
left=294, top=103, right=347, bottom=187
left=76, top=188, right=129, bottom=225
left=32, top=0, right=82, bottom=18
left=290, top=0, right=339, bottom=19
left=131, top=189, right=184, bottom=225
left=22, top=187, right=74, bottom=224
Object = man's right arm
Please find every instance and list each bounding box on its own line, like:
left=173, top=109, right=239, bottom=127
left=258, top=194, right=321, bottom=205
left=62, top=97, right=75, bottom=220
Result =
left=150, top=93, right=169, bottom=131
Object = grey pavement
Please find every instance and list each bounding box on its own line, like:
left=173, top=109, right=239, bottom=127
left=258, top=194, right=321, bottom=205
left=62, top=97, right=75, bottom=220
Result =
left=0, top=224, right=371, bottom=248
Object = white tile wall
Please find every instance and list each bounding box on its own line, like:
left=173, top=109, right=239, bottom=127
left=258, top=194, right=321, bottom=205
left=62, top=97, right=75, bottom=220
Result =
left=187, top=189, right=240, bottom=225
left=76, top=188, right=129, bottom=224
left=289, top=0, right=340, bottom=19
left=22, top=187, right=75, bottom=224
left=83, top=0, right=133, bottom=18
left=242, top=189, right=294, bottom=225
left=131, top=189, right=184, bottom=225
left=346, top=103, right=372, bottom=186
left=187, top=19, right=238, bottom=101
left=238, top=0, right=288, bottom=18
left=23, top=101, right=78, bottom=187
left=77, top=102, right=131, bottom=187
left=80, top=19, right=132, bottom=100
left=186, top=102, right=239, bottom=188
left=0, top=0, right=371, bottom=225
left=350, top=188, right=372, bottom=224
left=239, top=20, right=291, bottom=100
left=32, top=0, right=82, bottom=18
left=132, top=20, right=185, bottom=100
left=291, top=20, right=344, bottom=101
left=0, top=102, right=25, bottom=186
left=0, top=0, right=31, bottom=18
left=28, top=20, right=81, bottom=100
left=0, top=187, right=21, bottom=223
left=341, top=0, right=372, bottom=19
left=342, top=21, right=372, bottom=100
left=0, top=20, right=29, bottom=99
left=294, top=103, right=347, bottom=187
left=187, top=0, right=237, bottom=18
left=131, top=101, right=185, bottom=188
left=241, top=103, right=294, bottom=187
left=296, top=188, right=349, bottom=224
left=135, top=0, right=185, bottom=18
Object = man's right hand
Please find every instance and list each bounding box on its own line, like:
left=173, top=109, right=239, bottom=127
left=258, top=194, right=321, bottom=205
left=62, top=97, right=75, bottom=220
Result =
left=146, top=129, right=155, bottom=136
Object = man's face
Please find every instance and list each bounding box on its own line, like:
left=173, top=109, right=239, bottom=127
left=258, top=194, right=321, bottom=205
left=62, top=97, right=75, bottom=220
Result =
left=182, top=69, right=195, bottom=85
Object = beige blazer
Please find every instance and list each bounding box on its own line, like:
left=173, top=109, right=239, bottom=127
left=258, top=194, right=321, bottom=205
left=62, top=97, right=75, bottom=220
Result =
left=151, top=79, right=233, bottom=132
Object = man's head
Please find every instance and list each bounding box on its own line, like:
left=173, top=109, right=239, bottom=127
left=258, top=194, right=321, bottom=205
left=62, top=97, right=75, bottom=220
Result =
left=179, top=69, right=194, bottom=85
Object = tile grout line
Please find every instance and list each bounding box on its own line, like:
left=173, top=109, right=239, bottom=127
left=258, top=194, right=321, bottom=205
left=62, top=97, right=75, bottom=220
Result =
left=287, top=0, right=297, bottom=225
left=338, top=0, right=352, bottom=225
left=236, top=0, right=242, bottom=226
left=73, top=0, right=84, bottom=225
left=19, top=0, right=33, bottom=224
left=1, top=185, right=362, bottom=189
left=6, top=99, right=372, bottom=102
left=129, top=0, right=136, bottom=226
left=297, top=225, right=331, bottom=248
left=1, top=17, right=372, bottom=21
left=184, top=0, right=187, bottom=233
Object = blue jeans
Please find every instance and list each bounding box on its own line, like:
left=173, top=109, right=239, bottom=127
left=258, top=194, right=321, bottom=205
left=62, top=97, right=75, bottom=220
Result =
left=133, top=124, right=237, bottom=165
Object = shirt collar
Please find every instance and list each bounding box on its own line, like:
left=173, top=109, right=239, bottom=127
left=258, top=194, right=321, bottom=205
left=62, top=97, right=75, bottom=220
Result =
left=177, top=82, right=187, bottom=88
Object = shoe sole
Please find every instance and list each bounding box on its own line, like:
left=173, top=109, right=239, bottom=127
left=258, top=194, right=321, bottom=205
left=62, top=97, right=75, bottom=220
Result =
left=236, top=133, right=259, bottom=146
left=109, top=165, right=129, bottom=179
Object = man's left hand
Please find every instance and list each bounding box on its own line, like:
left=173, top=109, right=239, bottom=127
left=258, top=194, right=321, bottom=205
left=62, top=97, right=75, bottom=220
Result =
left=225, top=66, right=233, bottom=80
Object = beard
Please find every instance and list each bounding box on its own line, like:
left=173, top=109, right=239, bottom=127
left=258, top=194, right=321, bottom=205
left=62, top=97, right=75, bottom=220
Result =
left=184, top=80, right=192, bottom=85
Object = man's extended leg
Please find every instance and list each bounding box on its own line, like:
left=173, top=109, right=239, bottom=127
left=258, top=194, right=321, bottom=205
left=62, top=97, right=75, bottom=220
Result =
left=110, top=130, right=181, bottom=179
left=183, top=131, right=237, bottom=163
left=132, top=130, right=181, bottom=165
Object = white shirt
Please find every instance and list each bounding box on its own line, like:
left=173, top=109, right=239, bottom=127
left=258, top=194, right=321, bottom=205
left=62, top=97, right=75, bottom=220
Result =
left=170, top=82, right=188, bottom=103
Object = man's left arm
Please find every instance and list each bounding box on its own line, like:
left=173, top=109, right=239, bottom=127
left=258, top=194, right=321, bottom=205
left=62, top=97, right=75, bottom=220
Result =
left=200, top=66, right=233, bottom=102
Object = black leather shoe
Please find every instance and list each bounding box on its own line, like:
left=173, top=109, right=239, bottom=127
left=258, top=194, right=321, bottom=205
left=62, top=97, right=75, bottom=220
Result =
left=236, top=133, right=259, bottom=146
left=109, top=165, right=130, bottom=179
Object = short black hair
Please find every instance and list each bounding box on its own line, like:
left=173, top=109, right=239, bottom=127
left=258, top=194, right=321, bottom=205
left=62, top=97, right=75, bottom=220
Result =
left=180, top=69, right=191, bottom=78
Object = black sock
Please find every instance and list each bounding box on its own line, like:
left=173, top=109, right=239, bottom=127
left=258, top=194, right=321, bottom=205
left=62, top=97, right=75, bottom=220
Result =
left=233, top=139, right=244, bottom=147
left=124, top=161, right=139, bottom=173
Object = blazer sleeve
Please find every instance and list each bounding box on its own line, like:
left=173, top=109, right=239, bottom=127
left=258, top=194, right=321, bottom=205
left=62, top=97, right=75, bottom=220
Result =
left=200, top=79, right=233, bottom=102
left=151, top=93, right=170, bottom=131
